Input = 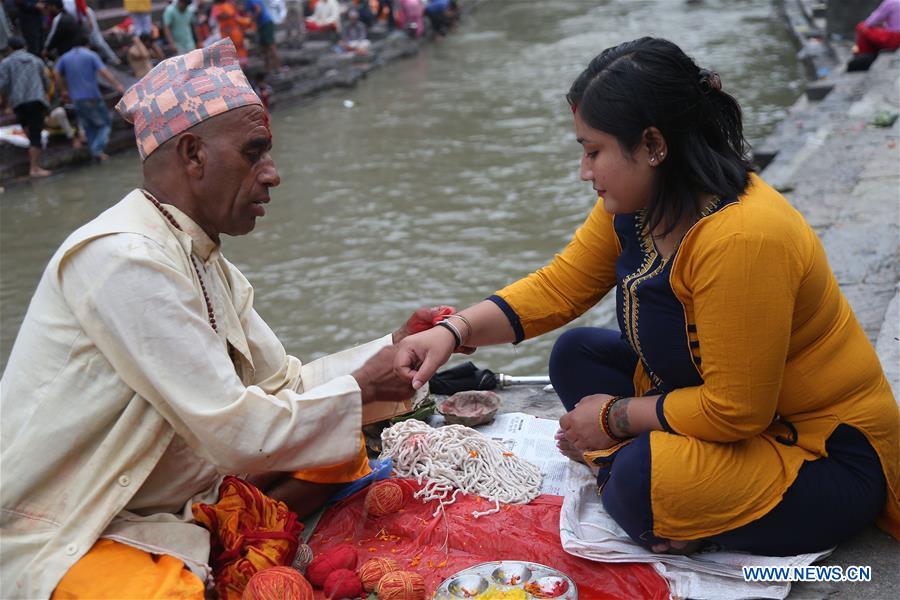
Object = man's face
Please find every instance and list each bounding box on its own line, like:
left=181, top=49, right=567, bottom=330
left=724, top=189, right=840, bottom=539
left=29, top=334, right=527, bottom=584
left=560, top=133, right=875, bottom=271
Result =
left=195, top=105, right=280, bottom=239
left=177, top=0, right=190, bottom=11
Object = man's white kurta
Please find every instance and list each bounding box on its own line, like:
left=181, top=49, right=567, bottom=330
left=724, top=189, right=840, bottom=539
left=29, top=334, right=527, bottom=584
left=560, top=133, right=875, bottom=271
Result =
left=0, top=190, right=388, bottom=598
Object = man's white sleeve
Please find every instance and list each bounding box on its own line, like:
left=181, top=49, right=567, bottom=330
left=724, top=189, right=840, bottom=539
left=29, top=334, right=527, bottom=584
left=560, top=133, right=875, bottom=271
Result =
left=59, top=233, right=362, bottom=474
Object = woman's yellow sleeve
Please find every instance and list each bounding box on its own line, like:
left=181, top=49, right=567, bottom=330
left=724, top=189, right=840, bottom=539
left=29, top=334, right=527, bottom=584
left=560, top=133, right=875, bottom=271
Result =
left=491, top=199, right=619, bottom=342
left=662, top=228, right=806, bottom=441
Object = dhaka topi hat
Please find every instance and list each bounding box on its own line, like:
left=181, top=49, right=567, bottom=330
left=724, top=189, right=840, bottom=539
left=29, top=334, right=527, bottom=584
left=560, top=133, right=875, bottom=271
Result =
left=116, top=39, right=262, bottom=161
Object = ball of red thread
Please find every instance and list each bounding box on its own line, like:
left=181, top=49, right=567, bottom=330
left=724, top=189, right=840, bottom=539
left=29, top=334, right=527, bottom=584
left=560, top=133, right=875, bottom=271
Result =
left=375, top=570, right=426, bottom=600
left=242, top=566, right=313, bottom=600
left=323, top=568, right=363, bottom=599
left=306, top=544, right=358, bottom=588
left=358, top=557, right=400, bottom=592
left=364, top=481, right=406, bottom=518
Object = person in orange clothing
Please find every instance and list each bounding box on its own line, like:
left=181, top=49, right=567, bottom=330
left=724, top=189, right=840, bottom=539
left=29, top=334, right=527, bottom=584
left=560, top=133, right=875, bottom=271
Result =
left=211, top=0, right=253, bottom=64
left=396, top=37, right=898, bottom=557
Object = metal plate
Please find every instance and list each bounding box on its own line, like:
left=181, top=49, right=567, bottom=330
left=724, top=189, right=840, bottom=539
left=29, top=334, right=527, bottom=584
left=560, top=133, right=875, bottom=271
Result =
left=434, top=561, right=577, bottom=599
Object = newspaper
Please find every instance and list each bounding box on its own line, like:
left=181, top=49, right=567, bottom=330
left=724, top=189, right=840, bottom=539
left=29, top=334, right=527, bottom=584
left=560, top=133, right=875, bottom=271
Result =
left=473, top=412, right=569, bottom=496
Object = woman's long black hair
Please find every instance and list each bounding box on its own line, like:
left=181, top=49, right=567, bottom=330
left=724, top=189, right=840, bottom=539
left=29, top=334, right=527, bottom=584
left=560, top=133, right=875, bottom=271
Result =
left=567, top=37, right=753, bottom=235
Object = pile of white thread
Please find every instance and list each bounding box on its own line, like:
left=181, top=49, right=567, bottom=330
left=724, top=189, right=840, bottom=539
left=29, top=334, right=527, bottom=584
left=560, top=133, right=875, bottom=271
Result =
left=379, top=419, right=543, bottom=518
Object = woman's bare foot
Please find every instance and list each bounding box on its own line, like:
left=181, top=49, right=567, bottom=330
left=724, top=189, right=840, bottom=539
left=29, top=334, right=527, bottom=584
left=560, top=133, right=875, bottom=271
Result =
left=29, top=167, right=51, bottom=178
left=555, top=429, right=586, bottom=464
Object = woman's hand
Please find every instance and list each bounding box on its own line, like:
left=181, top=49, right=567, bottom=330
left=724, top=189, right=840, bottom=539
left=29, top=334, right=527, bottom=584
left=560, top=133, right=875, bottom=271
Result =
left=391, top=305, right=455, bottom=343
left=558, top=393, right=619, bottom=451
left=394, top=326, right=458, bottom=390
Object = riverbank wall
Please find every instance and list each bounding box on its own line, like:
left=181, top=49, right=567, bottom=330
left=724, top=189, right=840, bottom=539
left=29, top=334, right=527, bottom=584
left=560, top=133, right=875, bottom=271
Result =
left=0, top=4, right=481, bottom=185
left=764, top=0, right=899, bottom=394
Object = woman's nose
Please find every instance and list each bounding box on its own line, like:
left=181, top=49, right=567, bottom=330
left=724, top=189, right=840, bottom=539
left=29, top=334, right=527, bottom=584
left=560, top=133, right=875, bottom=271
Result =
left=579, top=157, right=593, bottom=182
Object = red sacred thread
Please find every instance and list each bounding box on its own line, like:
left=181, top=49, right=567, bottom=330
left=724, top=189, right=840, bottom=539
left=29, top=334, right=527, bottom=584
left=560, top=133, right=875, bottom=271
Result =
left=242, top=567, right=313, bottom=600
left=306, top=544, right=358, bottom=588
left=375, top=571, right=426, bottom=600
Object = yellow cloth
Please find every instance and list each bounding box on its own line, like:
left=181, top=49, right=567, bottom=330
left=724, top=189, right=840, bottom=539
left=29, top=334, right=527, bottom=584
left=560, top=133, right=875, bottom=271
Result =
left=293, top=435, right=372, bottom=483
left=495, top=174, right=899, bottom=540
left=192, top=477, right=303, bottom=600
left=51, top=539, right=204, bottom=599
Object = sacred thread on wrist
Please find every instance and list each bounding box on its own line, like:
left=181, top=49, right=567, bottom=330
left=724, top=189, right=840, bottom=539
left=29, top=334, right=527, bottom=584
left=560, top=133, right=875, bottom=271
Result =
left=600, top=396, right=626, bottom=442
left=446, top=313, right=472, bottom=343
left=437, top=320, right=462, bottom=347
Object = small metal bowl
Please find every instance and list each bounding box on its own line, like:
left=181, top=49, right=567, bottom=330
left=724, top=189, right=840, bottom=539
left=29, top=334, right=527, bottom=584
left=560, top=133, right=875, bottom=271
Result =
left=448, top=574, right=490, bottom=598
left=491, top=562, right=533, bottom=585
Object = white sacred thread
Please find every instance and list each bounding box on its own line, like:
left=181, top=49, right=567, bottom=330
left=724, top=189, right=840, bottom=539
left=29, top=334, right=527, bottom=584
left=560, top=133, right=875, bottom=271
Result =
left=379, top=420, right=543, bottom=518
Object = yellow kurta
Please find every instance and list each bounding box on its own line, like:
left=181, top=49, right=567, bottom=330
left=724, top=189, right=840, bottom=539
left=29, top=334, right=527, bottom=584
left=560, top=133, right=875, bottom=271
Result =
left=495, top=174, right=899, bottom=540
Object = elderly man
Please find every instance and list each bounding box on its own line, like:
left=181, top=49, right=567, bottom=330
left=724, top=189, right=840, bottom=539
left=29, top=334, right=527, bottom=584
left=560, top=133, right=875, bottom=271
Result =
left=1, top=39, right=429, bottom=599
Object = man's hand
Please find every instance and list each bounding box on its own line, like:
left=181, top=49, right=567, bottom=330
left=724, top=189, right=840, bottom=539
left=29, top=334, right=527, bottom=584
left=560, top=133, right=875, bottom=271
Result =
left=352, top=346, right=415, bottom=404
left=394, top=325, right=458, bottom=390
left=558, top=393, right=619, bottom=451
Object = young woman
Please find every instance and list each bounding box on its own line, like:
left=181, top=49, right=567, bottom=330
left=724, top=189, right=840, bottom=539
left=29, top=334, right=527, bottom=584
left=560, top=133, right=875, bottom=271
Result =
left=395, top=37, right=899, bottom=556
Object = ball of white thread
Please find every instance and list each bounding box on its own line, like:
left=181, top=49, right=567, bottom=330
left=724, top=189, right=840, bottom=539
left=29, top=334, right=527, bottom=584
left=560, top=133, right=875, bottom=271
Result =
left=379, top=420, right=543, bottom=518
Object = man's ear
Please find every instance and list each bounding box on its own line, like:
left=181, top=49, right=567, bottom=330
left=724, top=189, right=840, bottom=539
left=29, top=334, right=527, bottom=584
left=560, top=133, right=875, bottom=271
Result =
left=175, top=133, right=206, bottom=178
left=642, top=126, right=668, bottom=165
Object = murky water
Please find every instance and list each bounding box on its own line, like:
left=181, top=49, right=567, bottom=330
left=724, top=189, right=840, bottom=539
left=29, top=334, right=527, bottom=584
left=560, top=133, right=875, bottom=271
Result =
left=0, top=0, right=804, bottom=374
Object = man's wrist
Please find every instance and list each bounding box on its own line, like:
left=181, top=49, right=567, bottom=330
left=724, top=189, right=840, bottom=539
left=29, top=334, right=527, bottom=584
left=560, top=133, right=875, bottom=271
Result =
left=351, top=368, right=371, bottom=402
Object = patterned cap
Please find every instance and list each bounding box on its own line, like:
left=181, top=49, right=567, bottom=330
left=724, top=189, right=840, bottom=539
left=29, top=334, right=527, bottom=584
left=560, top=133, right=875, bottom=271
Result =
left=116, top=39, right=262, bottom=160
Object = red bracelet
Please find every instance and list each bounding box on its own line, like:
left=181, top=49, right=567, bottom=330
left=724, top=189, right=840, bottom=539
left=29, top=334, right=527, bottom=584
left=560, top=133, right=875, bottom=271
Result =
left=599, top=396, right=626, bottom=442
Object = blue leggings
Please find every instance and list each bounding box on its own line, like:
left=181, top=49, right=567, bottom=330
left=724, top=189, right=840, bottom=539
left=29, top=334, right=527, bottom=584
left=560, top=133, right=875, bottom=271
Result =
left=548, top=327, right=887, bottom=555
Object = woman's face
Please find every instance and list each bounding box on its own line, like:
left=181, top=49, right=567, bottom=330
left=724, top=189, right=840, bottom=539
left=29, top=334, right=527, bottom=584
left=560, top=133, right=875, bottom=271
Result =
left=574, top=111, right=656, bottom=215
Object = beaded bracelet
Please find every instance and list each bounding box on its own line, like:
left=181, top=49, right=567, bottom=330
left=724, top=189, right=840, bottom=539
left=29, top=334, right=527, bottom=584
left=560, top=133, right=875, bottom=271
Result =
left=599, top=396, right=626, bottom=443
left=437, top=320, right=463, bottom=348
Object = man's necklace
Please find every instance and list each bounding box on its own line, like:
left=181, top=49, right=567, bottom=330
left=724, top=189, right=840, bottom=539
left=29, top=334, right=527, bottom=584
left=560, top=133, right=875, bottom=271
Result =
left=142, top=191, right=218, bottom=333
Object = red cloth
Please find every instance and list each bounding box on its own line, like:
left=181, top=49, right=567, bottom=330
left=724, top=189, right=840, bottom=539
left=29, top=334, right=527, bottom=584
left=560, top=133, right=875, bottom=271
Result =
left=308, top=479, right=669, bottom=599
left=856, top=22, right=900, bottom=54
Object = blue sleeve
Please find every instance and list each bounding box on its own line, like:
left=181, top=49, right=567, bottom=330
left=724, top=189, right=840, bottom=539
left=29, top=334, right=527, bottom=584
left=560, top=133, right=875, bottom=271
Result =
left=655, top=393, right=676, bottom=433
left=487, top=294, right=525, bottom=344
left=55, top=55, right=66, bottom=77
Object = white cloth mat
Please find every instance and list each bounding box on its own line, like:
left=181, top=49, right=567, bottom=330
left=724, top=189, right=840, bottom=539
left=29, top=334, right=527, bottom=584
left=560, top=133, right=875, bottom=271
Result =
left=560, top=462, right=832, bottom=599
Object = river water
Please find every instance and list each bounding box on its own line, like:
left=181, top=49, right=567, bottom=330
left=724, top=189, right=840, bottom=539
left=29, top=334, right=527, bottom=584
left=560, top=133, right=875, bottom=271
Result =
left=0, top=0, right=804, bottom=374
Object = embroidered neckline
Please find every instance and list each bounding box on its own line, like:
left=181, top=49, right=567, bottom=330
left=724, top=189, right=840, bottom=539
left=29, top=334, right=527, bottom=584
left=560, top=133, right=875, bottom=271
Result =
left=620, top=196, right=723, bottom=389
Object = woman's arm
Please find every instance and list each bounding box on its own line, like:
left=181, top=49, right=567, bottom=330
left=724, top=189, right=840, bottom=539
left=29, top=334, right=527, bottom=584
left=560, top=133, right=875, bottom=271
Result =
left=396, top=198, right=620, bottom=389
left=559, top=393, right=663, bottom=451
left=492, top=199, right=620, bottom=342
left=395, top=300, right=514, bottom=389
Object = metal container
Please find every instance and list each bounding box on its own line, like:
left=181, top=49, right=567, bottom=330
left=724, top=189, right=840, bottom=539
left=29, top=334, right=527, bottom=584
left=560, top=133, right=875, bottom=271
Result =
left=434, top=561, right=577, bottom=599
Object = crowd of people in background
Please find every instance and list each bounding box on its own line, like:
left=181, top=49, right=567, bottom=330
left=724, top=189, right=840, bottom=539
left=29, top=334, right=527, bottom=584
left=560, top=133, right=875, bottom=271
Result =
left=0, top=0, right=461, bottom=178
